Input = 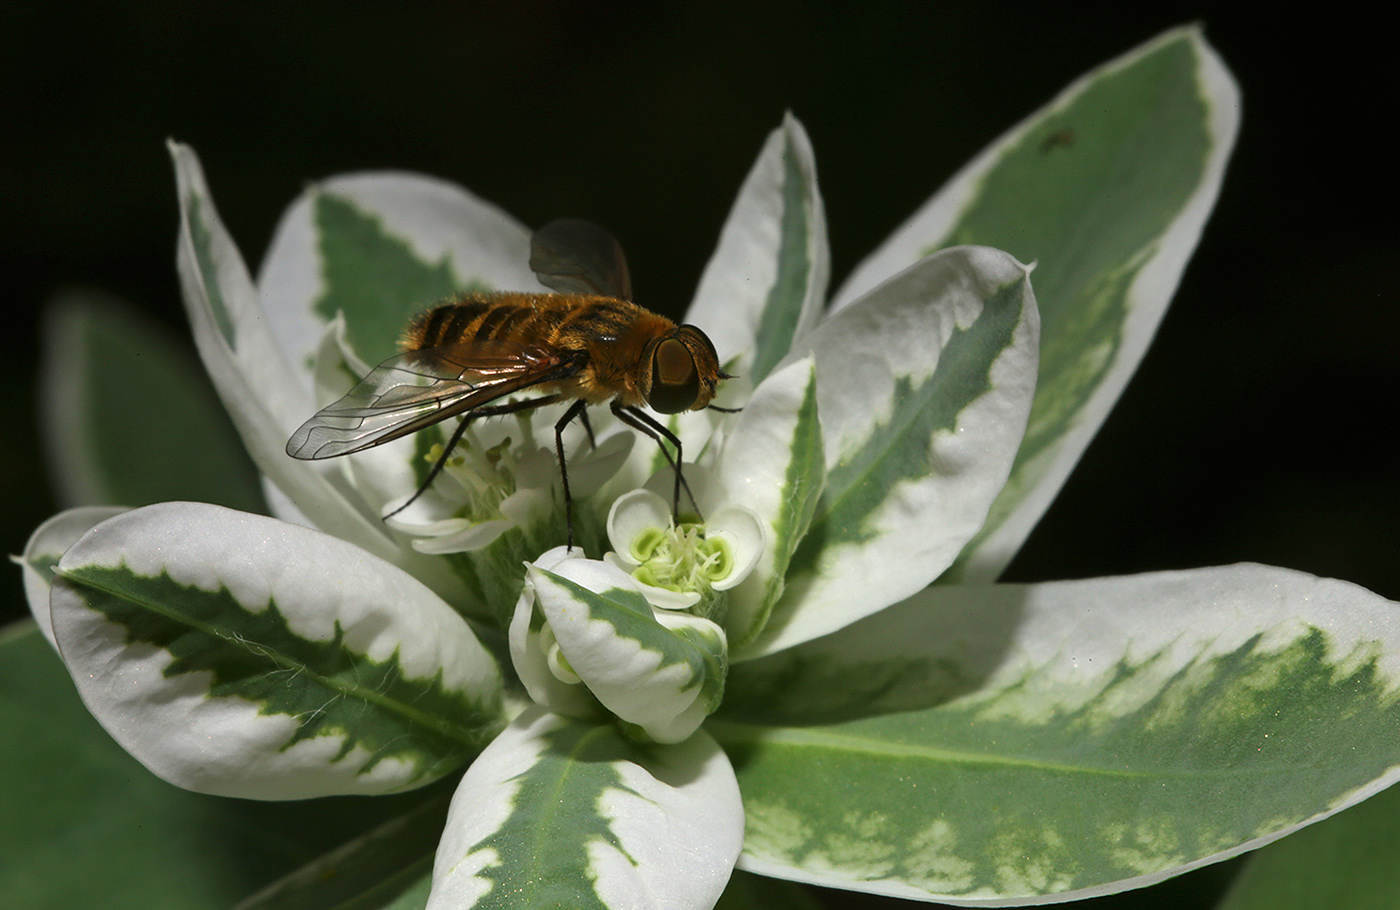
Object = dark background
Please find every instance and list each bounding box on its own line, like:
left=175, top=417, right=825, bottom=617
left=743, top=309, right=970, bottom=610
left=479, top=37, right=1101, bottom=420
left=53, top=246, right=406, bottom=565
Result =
left=3, top=3, right=1394, bottom=907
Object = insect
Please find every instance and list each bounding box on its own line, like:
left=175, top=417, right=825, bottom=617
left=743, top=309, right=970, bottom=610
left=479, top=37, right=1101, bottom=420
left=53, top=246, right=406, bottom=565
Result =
left=285, top=218, right=733, bottom=546
left=1039, top=126, right=1075, bottom=153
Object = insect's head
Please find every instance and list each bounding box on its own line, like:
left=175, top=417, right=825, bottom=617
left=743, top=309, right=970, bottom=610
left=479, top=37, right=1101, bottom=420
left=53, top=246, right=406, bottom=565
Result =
left=643, top=325, right=728, bottom=414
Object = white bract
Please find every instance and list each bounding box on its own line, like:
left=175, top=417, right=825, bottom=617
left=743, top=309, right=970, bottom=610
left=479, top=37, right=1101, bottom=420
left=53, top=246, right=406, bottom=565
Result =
left=22, top=27, right=1400, bottom=910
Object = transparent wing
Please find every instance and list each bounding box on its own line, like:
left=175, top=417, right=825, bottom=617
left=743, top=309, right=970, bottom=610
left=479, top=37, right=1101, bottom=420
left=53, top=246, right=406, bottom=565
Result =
left=529, top=218, right=633, bottom=300
left=286, top=341, right=578, bottom=459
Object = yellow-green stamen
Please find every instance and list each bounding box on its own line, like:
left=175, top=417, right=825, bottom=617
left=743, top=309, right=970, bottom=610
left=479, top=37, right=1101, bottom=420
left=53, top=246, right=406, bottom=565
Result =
left=630, top=521, right=737, bottom=594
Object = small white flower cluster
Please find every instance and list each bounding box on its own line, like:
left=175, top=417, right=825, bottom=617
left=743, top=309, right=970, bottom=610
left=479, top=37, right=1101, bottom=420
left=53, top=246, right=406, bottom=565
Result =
left=509, top=468, right=765, bottom=743
left=384, top=417, right=634, bottom=555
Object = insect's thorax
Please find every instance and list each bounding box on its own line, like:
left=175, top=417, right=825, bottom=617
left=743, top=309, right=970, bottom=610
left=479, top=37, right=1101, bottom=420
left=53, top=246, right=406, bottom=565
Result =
left=402, top=291, right=678, bottom=406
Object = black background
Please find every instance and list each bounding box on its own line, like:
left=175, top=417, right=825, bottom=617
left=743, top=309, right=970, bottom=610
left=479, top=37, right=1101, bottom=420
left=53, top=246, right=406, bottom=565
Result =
left=3, top=4, right=1394, bottom=907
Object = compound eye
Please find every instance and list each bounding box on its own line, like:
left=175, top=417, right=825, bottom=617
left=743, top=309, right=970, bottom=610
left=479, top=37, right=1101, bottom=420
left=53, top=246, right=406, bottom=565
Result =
left=648, top=337, right=700, bottom=414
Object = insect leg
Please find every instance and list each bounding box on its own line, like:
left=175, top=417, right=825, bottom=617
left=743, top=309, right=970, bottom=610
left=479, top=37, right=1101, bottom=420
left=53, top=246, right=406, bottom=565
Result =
left=611, top=403, right=701, bottom=522
left=383, top=393, right=564, bottom=520
left=553, top=398, right=590, bottom=550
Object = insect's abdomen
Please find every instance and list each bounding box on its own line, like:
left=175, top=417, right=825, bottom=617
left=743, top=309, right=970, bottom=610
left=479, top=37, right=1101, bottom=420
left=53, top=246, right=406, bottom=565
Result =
left=404, top=293, right=540, bottom=351
left=401, top=292, right=658, bottom=352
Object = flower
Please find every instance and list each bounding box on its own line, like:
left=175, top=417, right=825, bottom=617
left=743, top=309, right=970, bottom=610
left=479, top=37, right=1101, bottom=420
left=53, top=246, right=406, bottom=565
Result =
left=506, top=471, right=766, bottom=744
left=383, top=416, right=634, bottom=556
left=605, top=468, right=767, bottom=610
left=20, top=27, right=1400, bottom=910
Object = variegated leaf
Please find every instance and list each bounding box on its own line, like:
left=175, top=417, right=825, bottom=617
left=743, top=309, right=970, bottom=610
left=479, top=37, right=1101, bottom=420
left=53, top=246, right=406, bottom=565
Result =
left=754, top=246, right=1037, bottom=655
left=609, top=113, right=830, bottom=498
left=833, top=27, right=1240, bottom=581
left=258, top=171, right=542, bottom=375
left=50, top=502, right=504, bottom=799
left=1216, top=777, right=1400, bottom=910
left=526, top=556, right=727, bottom=744
left=715, top=564, right=1400, bottom=904
left=428, top=708, right=743, bottom=910
left=709, top=356, right=824, bottom=650
left=687, top=112, right=829, bottom=386
left=19, top=505, right=126, bottom=650
left=171, top=143, right=462, bottom=600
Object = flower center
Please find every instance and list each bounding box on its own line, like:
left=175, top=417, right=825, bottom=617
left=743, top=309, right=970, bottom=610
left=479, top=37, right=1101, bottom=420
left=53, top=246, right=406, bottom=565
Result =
left=424, top=432, right=520, bottom=522
left=628, top=521, right=737, bottom=594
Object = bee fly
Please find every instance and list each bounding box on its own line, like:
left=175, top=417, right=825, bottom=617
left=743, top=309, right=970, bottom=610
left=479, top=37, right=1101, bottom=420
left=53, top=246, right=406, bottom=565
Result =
left=286, top=218, right=735, bottom=546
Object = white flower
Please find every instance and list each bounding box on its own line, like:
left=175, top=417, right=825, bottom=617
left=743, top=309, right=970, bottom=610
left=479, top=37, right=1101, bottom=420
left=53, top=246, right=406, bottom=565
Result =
left=608, top=469, right=765, bottom=599
left=385, top=421, right=633, bottom=555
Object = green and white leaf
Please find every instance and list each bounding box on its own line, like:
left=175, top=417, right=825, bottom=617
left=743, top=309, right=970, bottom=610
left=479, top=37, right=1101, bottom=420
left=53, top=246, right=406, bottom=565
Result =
left=246, top=157, right=603, bottom=595
left=171, top=142, right=460, bottom=594
left=833, top=26, right=1241, bottom=581
left=428, top=708, right=743, bottom=910
left=258, top=168, right=543, bottom=375
left=708, top=355, right=824, bottom=650
left=50, top=501, right=504, bottom=799
left=687, top=112, right=829, bottom=387
left=713, top=564, right=1400, bottom=904
left=39, top=290, right=263, bottom=513
left=0, top=623, right=448, bottom=910
left=18, top=505, right=126, bottom=650
left=1216, top=776, right=1400, bottom=910
left=607, top=113, right=829, bottom=495
left=754, top=246, right=1037, bottom=655
left=172, top=141, right=319, bottom=456
left=526, top=556, right=727, bottom=743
